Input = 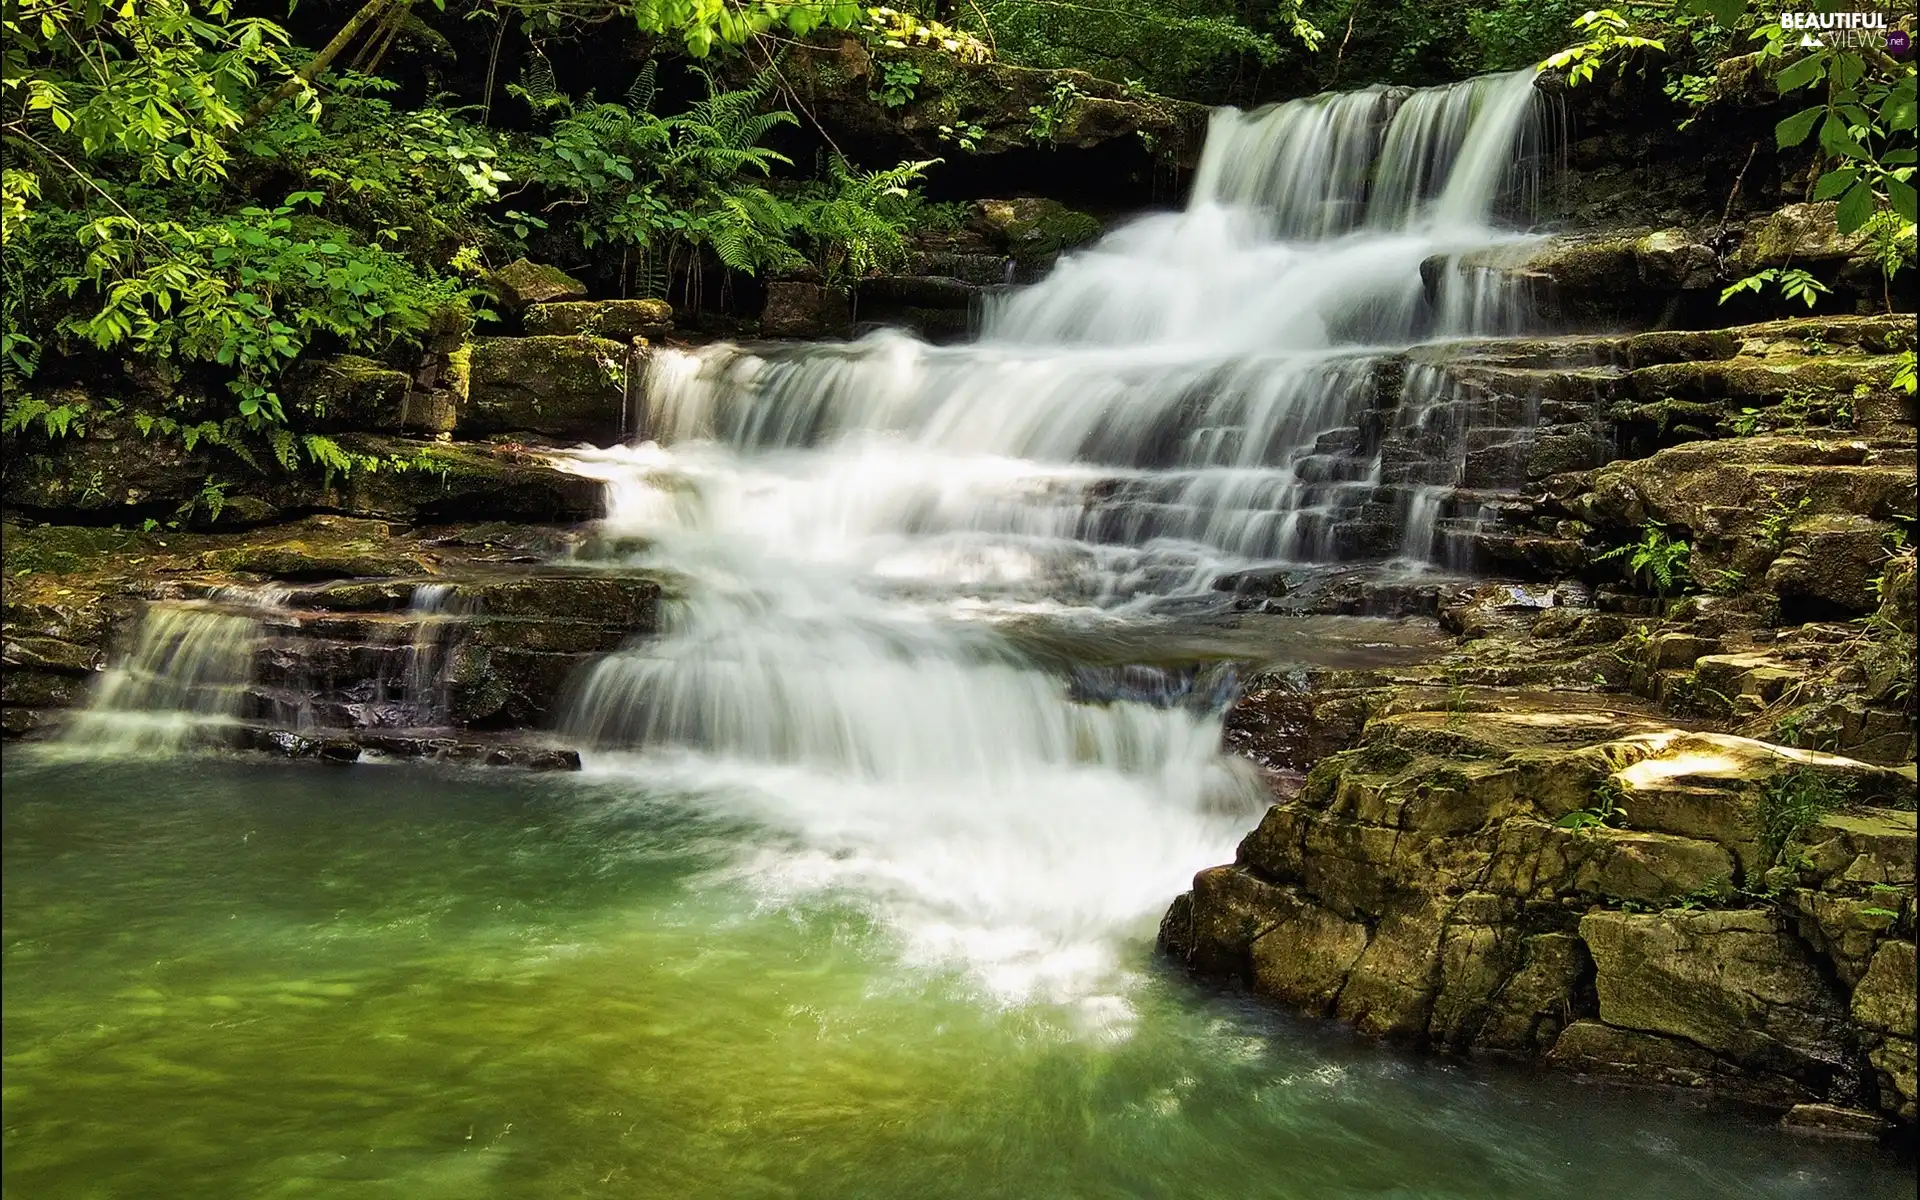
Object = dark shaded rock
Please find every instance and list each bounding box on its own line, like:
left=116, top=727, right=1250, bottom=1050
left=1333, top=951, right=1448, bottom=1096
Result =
left=311, top=437, right=603, bottom=523
left=762, top=282, right=854, bottom=339
left=3, top=633, right=106, bottom=675
left=1779, top=1103, right=1891, bottom=1141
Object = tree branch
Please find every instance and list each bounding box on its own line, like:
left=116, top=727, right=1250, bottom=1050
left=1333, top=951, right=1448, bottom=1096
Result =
left=238, top=0, right=401, bottom=130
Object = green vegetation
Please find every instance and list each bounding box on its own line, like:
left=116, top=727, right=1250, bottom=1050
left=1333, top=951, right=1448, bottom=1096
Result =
left=0, top=0, right=955, bottom=483
left=1556, top=777, right=1630, bottom=832
left=1755, top=767, right=1850, bottom=858
left=1594, top=520, right=1691, bottom=599
left=1546, top=1, right=1915, bottom=308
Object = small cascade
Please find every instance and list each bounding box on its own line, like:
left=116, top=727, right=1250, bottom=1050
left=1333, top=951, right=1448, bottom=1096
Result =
left=395, top=583, right=462, bottom=726
left=65, top=586, right=285, bottom=753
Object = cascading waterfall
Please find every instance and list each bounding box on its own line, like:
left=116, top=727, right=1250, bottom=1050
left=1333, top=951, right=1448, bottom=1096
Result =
left=560, top=70, right=1554, bottom=1012
left=64, top=586, right=286, bottom=754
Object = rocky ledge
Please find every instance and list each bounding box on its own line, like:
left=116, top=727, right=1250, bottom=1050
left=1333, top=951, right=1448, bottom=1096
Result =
left=2, top=515, right=669, bottom=760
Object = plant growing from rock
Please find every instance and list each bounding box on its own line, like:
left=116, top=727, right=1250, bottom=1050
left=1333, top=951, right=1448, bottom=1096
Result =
left=1594, top=520, right=1691, bottom=599
left=1718, top=266, right=1830, bottom=308
left=1755, top=767, right=1851, bottom=858
left=876, top=60, right=923, bottom=108
left=1541, top=9, right=1667, bottom=86
left=1027, top=80, right=1083, bottom=145
left=1557, top=776, right=1630, bottom=832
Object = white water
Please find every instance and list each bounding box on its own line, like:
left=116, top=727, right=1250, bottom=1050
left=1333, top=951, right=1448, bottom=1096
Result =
left=559, top=69, right=1549, bottom=1012
left=559, top=70, right=1551, bottom=1013
left=64, top=586, right=286, bottom=754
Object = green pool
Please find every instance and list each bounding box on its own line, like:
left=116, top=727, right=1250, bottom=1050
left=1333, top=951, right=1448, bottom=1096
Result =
left=3, top=756, right=1908, bottom=1199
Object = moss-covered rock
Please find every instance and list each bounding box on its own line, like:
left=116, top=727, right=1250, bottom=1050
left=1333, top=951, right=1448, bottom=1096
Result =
left=485, top=258, right=588, bottom=312
left=310, top=437, right=604, bottom=523
left=1168, top=698, right=1915, bottom=1124
left=462, top=336, right=631, bottom=444
left=291, top=355, right=454, bottom=436
left=770, top=37, right=1208, bottom=202
left=524, top=299, right=674, bottom=341
left=196, top=516, right=425, bottom=580
left=1729, top=202, right=1873, bottom=272
left=972, top=198, right=1103, bottom=265
left=1581, top=908, right=1850, bottom=1087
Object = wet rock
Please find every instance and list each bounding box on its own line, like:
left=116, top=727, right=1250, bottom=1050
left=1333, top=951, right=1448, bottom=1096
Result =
left=1778, top=1103, right=1891, bottom=1141
left=1546, top=1020, right=1809, bottom=1105
left=463, top=336, right=631, bottom=444
left=1248, top=890, right=1373, bottom=1016
left=313, top=438, right=603, bottom=524
left=197, top=516, right=423, bottom=580
left=0, top=667, right=83, bottom=708
left=972, top=199, right=1103, bottom=265
left=1429, top=230, right=1719, bottom=327
left=853, top=276, right=984, bottom=341
left=1172, top=696, right=1914, bottom=1120
left=485, top=259, right=588, bottom=313
left=762, top=282, right=855, bottom=339
left=523, top=299, right=674, bottom=341
left=2, top=633, right=104, bottom=675
left=1580, top=908, right=1851, bottom=1087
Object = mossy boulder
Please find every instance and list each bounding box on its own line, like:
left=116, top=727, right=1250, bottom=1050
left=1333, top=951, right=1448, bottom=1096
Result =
left=1729, top=202, right=1873, bottom=272
left=462, top=336, right=631, bottom=444
left=1428, top=230, right=1719, bottom=327
left=485, top=259, right=588, bottom=313
left=308, top=437, right=604, bottom=523
left=1566, top=436, right=1914, bottom=593
left=972, top=198, right=1103, bottom=265
left=291, top=355, right=453, bottom=436
left=1763, top=513, right=1894, bottom=618
left=771, top=38, right=1207, bottom=201
left=1, top=407, right=234, bottom=521
left=524, top=299, right=674, bottom=341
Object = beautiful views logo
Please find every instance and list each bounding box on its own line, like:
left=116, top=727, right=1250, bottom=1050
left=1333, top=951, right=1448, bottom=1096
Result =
left=1777, top=10, right=1911, bottom=53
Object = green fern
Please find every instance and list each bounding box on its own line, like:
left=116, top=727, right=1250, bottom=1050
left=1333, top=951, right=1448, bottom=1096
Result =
left=625, top=61, right=658, bottom=113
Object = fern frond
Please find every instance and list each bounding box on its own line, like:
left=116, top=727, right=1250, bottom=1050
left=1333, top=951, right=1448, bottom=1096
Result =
left=626, top=60, right=658, bottom=113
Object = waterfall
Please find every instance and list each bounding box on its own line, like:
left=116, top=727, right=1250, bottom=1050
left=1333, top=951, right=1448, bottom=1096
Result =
left=557, top=71, right=1551, bottom=1009
left=63, top=586, right=285, bottom=754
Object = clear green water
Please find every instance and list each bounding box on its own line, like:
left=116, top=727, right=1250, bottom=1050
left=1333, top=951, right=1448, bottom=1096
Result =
left=4, top=756, right=1909, bottom=1199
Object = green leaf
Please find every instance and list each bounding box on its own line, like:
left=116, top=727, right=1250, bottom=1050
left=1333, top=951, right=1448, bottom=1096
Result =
left=1835, top=180, right=1874, bottom=234
left=1775, top=107, right=1821, bottom=148
left=1819, top=115, right=1870, bottom=160
left=1772, top=55, right=1827, bottom=93
left=1811, top=168, right=1859, bottom=200
left=1889, top=178, right=1918, bottom=225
